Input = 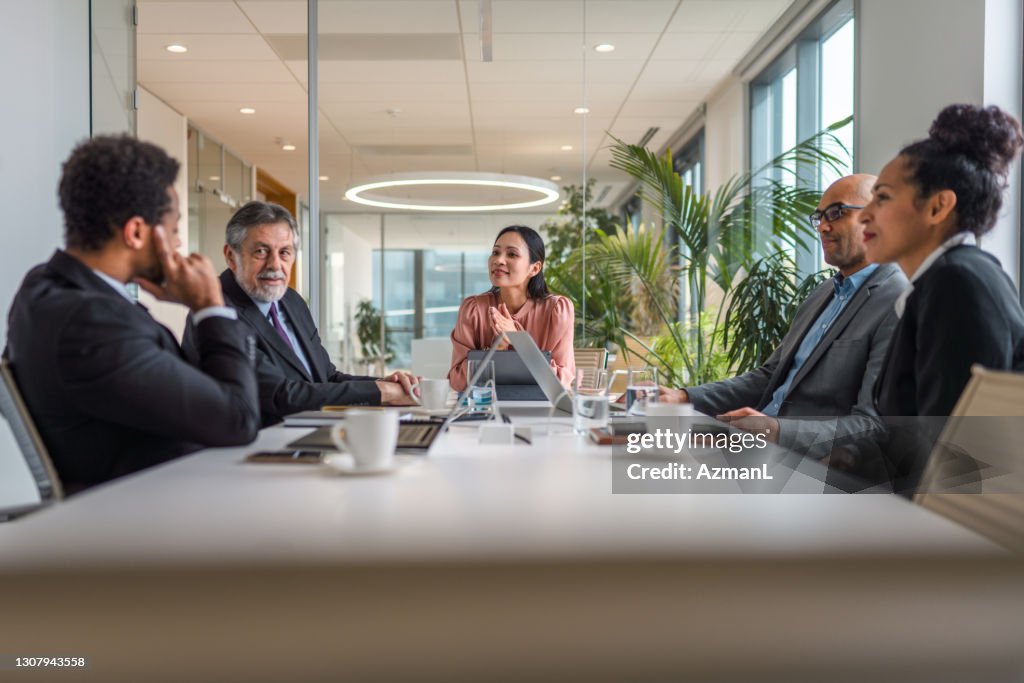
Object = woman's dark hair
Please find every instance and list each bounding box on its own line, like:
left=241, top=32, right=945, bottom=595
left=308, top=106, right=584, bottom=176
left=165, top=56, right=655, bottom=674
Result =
left=900, top=104, right=1024, bottom=236
left=489, top=225, right=550, bottom=299
left=59, top=135, right=180, bottom=251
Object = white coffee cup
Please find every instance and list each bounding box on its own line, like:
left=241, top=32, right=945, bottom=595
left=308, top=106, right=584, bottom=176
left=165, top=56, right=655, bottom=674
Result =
left=329, top=410, right=399, bottom=470
left=418, top=378, right=450, bottom=411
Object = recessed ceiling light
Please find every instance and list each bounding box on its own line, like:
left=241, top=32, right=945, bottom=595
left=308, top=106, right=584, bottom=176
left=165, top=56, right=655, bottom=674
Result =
left=239, top=107, right=256, bottom=115
left=282, top=144, right=296, bottom=151
left=165, top=44, right=188, bottom=53
left=594, top=43, right=615, bottom=53
left=574, top=107, right=590, bottom=114
left=550, top=175, right=562, bottom=181
left=319, top=175, right=329, bottom=181
left=561, top=145, right=573, bottom=151
left=209, top=176, right=220, bottom=181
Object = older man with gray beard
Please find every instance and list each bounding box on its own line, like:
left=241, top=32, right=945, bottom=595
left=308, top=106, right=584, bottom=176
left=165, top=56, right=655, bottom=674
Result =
left=182, top=201, right=418, bottom=427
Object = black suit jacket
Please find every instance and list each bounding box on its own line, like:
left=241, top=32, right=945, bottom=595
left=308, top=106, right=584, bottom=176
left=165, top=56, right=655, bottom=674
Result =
left=3, top=250, right=260, bottom=490
left=875, top=245, right=1024, bottom=417
left=183, top=271, right=381, bottom=426
left=867, top=245, right=1024, bottom=494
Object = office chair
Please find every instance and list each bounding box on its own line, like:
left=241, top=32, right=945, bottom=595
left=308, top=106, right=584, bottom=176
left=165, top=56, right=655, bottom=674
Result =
left=573, top=347, right=608, bottom=390
left=0, top=361, right=63, bottom=519
left=914, top=365, right=1024, bottom=552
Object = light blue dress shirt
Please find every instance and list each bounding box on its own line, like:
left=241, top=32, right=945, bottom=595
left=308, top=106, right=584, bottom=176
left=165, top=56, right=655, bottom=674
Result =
left=253, top=298, right=313, bottom=378
left=761, top=264, right=878, bottom=416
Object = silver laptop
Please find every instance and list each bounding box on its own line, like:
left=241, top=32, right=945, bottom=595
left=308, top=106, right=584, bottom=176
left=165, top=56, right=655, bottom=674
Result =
left=502, top=331, right=573, bottom=414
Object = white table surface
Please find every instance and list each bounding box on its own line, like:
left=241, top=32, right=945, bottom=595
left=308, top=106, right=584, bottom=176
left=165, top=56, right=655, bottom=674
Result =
left=0, top=407, right=1002, bottom=570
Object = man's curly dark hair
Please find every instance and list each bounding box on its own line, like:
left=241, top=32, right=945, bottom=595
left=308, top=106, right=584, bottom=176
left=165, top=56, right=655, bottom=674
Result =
left=58, top=135, right=180, bottom=251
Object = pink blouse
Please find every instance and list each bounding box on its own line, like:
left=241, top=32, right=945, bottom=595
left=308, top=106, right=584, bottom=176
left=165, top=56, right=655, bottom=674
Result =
left=448, top=291, right=575, bottom=391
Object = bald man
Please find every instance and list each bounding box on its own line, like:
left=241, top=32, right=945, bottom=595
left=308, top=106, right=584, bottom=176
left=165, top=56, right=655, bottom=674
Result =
left=661, top=174, right=908, bottom=459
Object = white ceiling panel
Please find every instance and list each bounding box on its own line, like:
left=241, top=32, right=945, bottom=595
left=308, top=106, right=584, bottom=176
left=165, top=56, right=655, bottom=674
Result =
left=474, top=0, right=584, bottom=33
left=584, top=59, right=647, bottom=84
left=138, top=34, right=281, bottom=61
left=146, top=81, right=307, bottom=103
left=627, top=80, right=712, bottom=101
left=466, top=60, right=582, bottom=84
left=318, top=81, right=468, bottom=102
left=584, top=0, right=679, bottom=33
left=241, top=0, right=459, bottom=35
left=138, top=2, right=256, bottom=34
left=707, top=31, right=763, bottom=61
left=469, top=81, right=621, bottom=103
left=649, top=32, right=721, bottom=61
left=140, top=59, right=297, bottom=83
left=295, top=60, right=465, bottom=84
left=320, top=99, right=469, bottom=119
left=616, top=99, right=701, bottom=119
left=667, top=0, right=745, bottom=33
left=634, top=59, right=702, bottom=83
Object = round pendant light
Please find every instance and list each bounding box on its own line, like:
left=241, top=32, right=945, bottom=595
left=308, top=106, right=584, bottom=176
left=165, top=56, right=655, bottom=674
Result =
left=344, top=172, right=560, bottom=212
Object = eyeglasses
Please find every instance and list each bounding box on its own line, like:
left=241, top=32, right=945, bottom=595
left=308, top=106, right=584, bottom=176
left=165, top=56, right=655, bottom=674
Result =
left=808, top=202, right=865, bottom=229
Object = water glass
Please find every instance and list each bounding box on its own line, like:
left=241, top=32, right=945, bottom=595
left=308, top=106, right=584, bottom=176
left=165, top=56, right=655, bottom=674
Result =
left=466, top=359, right=495, bottom=411
left=573, top=369, right=610, bottom=435
left=625, top=367, right=659, bottom=415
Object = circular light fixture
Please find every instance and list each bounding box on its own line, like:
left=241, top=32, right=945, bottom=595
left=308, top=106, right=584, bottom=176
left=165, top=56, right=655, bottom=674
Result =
left=282, top=144, right=296, bottom=151
left=165, top=44, right=188, bottom=53
left=318, top=175, right=330, bottom=181
left=239, top=107, right=256, bottom=114
left=561, top=145, right=573, bottom=151
left=594, top=43, right=616, bottom=53
left=345, top=172, right=560, bottom=212
left=209, top=175, right=220, bottom=181
left=550, top=175, right=562, bottom=181
left=573, top=107, right=590, bottom=114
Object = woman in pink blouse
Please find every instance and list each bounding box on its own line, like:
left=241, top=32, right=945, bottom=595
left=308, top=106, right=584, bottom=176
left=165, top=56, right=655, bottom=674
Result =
left=448, top=225, right=575, bottom=391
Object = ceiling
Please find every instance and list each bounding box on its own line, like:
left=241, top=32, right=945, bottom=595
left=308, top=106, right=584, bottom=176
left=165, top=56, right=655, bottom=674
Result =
left=137, top=0, right=793, bottom=212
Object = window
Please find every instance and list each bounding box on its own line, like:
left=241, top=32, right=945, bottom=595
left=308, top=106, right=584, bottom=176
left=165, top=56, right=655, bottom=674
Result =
left=749, top=1, right=855, bottom=274
left=672, top=131, right=705, bottom=322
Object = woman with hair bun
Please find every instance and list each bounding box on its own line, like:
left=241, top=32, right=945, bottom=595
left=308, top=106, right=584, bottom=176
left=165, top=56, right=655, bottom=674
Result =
left=860, top=103, right=1024, bottom=419
left=448, top=225, right=575, bottom=392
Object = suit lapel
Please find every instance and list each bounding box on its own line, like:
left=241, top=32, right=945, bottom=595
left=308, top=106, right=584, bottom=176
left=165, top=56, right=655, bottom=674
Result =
left=221, top=271, right=312, bottom=379
left=787, top=266, right=888, bottom=393
left=277, top=296, right=323, bottom=381
left=762, top=283, right=833, bottom=399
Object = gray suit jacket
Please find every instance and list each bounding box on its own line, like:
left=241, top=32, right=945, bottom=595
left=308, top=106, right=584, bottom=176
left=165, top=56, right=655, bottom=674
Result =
left=686, top=263, right=907, bottom=458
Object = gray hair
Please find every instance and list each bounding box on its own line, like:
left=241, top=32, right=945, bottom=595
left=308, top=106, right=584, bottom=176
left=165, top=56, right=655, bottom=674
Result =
left=225, top=201, right=298, bottom=252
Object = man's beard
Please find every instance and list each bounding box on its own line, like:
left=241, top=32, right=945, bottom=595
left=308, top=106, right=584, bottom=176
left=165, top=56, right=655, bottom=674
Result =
left=239, top=268, right=288, bottom=302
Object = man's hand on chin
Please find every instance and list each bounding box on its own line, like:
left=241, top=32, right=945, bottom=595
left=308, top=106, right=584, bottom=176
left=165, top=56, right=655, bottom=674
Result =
left=717, top=407, right=780, bottom=443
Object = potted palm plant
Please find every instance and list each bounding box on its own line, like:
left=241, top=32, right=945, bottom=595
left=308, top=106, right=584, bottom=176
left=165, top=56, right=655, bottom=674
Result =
left=594, top=117, right=852, bottom=386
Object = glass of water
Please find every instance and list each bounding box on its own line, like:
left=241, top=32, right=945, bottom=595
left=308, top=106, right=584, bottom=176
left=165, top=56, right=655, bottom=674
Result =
left=625, top=367, right=659, bottom=415
left=573, top=369, right=610, bottom=435
left=466, top=359, right=495, bottom=412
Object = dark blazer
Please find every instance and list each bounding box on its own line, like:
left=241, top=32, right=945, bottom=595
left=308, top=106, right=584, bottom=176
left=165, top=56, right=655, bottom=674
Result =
left=867, top=245, right=1024, bottom=495
left=686, top=263, right=907, bottom=458
left=3, top=250, right=260, bottom=491
left=183, top=270, right=381, bottom=426
left=875, top=245, right=1024, bottom=417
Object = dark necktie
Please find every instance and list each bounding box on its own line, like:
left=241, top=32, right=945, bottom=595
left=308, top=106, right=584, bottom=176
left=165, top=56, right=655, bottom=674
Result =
left=268, top=302, right=294, bottom=351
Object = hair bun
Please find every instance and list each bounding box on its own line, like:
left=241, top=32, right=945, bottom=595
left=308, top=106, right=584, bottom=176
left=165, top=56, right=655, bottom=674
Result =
left=929, top=104, right=1024, bottom=177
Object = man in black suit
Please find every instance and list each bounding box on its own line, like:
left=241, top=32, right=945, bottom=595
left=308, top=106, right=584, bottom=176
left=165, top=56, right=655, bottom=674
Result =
left=4, top=135, right=260, bottom=492
left=659, top=174, right=908, bottom=460
left=182, top=201, right=418, bottom=427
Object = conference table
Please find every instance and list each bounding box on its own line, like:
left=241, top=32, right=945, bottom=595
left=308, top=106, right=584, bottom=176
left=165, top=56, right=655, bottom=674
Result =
left=1, top=405, right=1022, bottom=682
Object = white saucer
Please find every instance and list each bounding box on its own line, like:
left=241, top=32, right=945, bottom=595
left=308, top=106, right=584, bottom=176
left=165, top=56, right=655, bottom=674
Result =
left=323, top=454, right=398, bottom=476
left=407, top=406, right=452, bottom=417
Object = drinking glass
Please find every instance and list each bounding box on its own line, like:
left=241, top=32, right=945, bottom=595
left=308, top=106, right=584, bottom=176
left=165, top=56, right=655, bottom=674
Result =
left=625, top=367, right=659, bottom=415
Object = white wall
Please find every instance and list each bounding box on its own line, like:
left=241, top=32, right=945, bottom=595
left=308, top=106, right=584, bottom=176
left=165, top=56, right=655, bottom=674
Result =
left=137, top=86, right=191, bottom=340
left=703, top=77, right=748, bottom=192
left=856, top=0, right=1021, bottom=283
left=0, top=0, right=91, bottom=509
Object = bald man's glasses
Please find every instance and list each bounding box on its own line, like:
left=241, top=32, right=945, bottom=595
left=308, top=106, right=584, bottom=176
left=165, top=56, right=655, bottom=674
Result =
left=809, top=202, right=864, bottom=229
